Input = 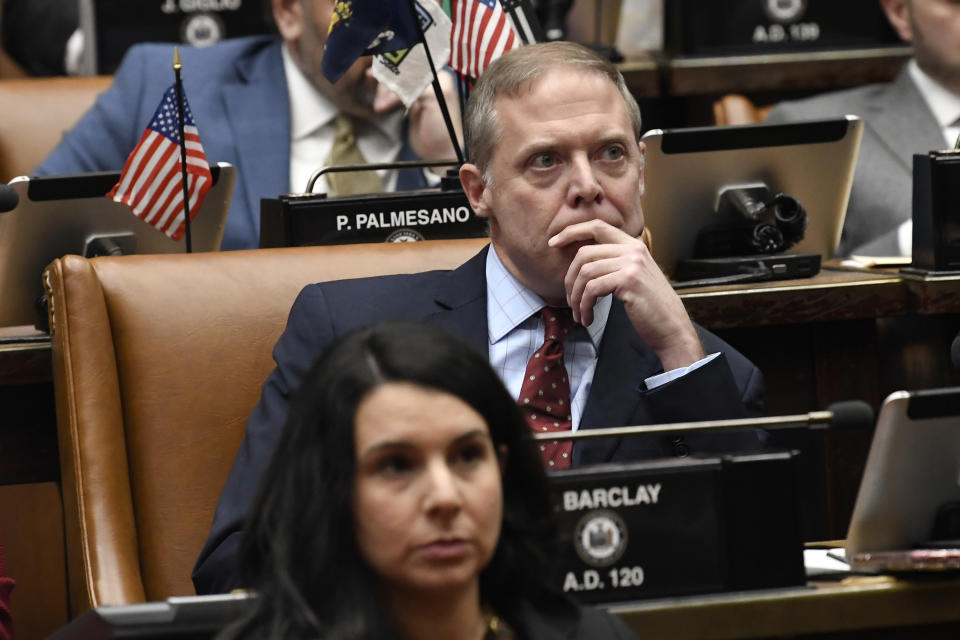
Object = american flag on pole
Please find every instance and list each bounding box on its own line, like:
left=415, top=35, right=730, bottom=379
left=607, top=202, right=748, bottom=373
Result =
left=107, top=84, right=211, bottom=240
left=448, top=0, right=522, bottom=80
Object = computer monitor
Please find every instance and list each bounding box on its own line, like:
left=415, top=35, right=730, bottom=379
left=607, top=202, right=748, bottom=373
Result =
left=640, top=116, right=863, bottom=277
left=845, top=387, right=960, bottom=569
left=0, top=162, right=235, bottom=328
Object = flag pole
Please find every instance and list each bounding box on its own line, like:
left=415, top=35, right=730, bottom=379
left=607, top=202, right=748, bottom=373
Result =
left=404, top=0, right=464, bottom=164
left=172, top=47, right=193, bottom=253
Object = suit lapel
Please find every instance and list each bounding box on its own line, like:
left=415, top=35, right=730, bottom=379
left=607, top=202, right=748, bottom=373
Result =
left=424, top=246, right=489, bottom=355
left=581, top=300, right=662, bottom=429
left=222, top=41, right=291, bottom=244
left=864, top=66, right=945, bottom=171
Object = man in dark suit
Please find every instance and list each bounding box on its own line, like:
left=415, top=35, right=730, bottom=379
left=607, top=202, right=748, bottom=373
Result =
left=193, top=41, right=765, bottom=594
left=767, top=0, right=958, bottom=257
left=33, top=0, right=461, bottom=250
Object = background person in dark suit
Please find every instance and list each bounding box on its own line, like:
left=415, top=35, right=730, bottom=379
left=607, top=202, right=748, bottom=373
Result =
left=218, top=322, right=636, bottom=640
left=766, top=0, right=959, bottom=257
left=194, top=41, right=765, bottom=594
left=32, top=0, right=462, bottom=250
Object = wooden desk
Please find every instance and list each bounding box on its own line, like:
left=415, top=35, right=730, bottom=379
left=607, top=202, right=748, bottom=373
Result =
left=662, top=46, right=913, bottom=96
left=678, top=267, right=960, bottom=539
left=0, top=326, right=66, bottom=640
left=611, top=575, right=960, bottom=640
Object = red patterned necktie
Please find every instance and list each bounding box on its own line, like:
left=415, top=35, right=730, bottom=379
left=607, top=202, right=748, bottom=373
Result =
left=519, top=307, right=577, bottom=469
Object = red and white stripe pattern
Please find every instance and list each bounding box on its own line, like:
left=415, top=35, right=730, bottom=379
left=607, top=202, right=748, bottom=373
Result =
left=107, top=84, right=211, bottom=240
left=449, top=0, right=521, bottom=80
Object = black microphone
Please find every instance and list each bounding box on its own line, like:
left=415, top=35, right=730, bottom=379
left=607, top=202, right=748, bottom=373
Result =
left=532, top=400, right=875, bottom=441
left=0, top=184, right=19, bottom=213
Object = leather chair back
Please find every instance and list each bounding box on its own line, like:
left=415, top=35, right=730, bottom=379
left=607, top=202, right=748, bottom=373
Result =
left=712, top=93, right=772, bottom=126
left=43, top=238, right=488, bottom=616
left=0, top=75, right=111, bottom=182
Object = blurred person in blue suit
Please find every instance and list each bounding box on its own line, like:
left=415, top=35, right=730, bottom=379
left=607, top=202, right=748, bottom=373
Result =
left=33, top=0, right=462, bottom=250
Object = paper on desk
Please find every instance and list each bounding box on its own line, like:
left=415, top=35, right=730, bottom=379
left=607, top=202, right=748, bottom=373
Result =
left=844, top=255, right=912, bottom=268
left=804, top=547, right=850, bottom=577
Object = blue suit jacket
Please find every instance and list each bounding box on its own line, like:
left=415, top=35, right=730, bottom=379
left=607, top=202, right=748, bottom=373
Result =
left=192, top=246, right=765, bottom=593
left=35, top=36, right=429, bottom=250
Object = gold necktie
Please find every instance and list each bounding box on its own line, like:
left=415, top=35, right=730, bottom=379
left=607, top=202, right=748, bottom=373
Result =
left=324, top=114, right=384, bottom=196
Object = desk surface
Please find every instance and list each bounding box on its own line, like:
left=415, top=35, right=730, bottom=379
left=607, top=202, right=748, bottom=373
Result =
left=679, top=266, right=906, bottom=328
left=0, top=265, right=916, bottom=346
left=611, top=574, right=960, bottom=639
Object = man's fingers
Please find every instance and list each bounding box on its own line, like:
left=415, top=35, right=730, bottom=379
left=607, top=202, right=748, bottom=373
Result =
left=549, top=219, right=637, bottom=248
left=566, top=255, right=622, bottom=325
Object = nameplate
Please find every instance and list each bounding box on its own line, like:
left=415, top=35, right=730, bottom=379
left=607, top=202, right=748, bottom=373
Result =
left=549, top=457, right=725, bottom=603
left=259, top=189, right=488, bottom=247
left=665, top=0, right=902, bottom=56
left=548, top=451, right=805, bottom=604
left=85, top=0, right=273, bottom=74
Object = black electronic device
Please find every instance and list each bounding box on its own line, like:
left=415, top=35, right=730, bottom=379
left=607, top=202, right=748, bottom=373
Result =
left=673, top=252, right=821, bottom=288
left=908, top=151, right=960, bottom=273
left=549, top=452, right=805, bottom=604
left=664, top=0, right=902, bottom=56
left=47, top=593, right=252, bottom=639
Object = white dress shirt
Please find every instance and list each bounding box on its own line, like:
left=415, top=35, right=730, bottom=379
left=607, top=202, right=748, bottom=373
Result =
left=282, top=45, right=403, bottom=195
left=485, top=246, right=716, bottom=429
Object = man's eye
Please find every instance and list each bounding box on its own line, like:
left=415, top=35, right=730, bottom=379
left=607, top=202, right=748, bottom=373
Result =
left=601, top=145, right=624, bottom=161
left=531, top=153, right=556, bottom=168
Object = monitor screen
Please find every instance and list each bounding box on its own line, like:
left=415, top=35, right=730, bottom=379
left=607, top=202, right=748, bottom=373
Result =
left=640, top=116, right=862, bottom=277
left=0, top=163, right=234, bottom=328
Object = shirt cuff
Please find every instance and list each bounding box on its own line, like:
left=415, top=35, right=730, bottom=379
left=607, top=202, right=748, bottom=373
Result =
left=644, top=352, right=720, bottom=390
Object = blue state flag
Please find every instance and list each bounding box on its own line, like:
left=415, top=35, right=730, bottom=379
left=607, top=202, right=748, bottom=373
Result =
left=322, top=0, right=421, bottom=83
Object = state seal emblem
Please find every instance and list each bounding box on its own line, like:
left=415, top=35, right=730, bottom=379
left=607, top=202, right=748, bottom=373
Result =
left=573, top=509, right=628, bottom=567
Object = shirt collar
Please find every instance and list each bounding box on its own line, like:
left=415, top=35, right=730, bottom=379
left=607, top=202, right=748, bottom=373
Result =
left=281, top=44, right=405, bottom=146
left=485, top=245, right=609, bottom=349
left=282, top=44, right=337, bottom=141
left=908, top=59, right=960, bottom=131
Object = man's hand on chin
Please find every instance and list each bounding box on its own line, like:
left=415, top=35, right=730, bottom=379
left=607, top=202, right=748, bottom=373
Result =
left=549, top=219, right=704, bottom=370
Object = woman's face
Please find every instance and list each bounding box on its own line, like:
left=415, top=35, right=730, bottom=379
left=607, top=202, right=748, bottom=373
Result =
left=352, top=382, right=504, bottom=595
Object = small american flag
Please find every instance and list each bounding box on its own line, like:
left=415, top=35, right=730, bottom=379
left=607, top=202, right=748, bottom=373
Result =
left=449, top=0, right=521, bottom=80
left=107, top=84, right=211, bottom=240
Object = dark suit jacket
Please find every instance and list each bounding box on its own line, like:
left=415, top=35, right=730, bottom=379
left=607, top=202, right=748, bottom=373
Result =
left=509, top=596, right=638, bottom=639
left=34, top=35, right=429, bottom=250
left=766, top=65, right=945, bottom=256
left=192, top=246, right=765, bottom=593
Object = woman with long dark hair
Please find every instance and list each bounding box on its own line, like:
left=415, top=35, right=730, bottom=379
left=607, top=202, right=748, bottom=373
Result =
left=219, top=321, right=636, bottom=639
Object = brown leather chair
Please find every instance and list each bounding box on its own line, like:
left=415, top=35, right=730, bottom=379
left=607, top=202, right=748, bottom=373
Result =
left=712, top=93, right=772, bottom=126
left=0, top=75, right=111, bottom=182
left=43, top=238, right=488, bottom=617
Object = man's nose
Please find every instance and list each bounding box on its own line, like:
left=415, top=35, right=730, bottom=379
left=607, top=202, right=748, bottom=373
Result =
left=567, top=154, right=603, bottom=207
